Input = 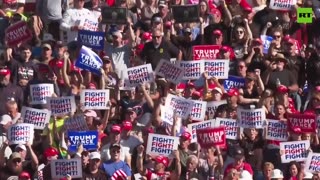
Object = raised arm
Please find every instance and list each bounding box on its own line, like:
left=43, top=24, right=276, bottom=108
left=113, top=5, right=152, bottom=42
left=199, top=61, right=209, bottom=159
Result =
left=62, top=52, right=71, bottom=88
left=141, top=83, right=154, bottom=109
left=26, top=142, right=39, bottom=170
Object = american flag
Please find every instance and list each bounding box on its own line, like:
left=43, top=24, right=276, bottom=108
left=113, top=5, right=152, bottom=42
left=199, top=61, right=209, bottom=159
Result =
left=110, top=169, right=128, bottom=180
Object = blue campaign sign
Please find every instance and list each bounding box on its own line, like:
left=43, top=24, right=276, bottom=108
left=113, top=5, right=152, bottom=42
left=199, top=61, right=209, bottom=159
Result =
left=78, top=30, right=105, bottom=50
left=68, top=131, right=99, bottom=152
left=260, top=35, right=273, bottom=54
left=75, top=46, right=103, bottom=75
left=223, top=76, right=245, bottom=91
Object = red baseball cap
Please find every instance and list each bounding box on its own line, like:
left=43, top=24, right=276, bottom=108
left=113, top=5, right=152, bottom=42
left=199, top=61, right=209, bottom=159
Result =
left=142, top=32, right=152, bottom=41
left=243, top=5, right=253, bottom=12
left=277, top=85, right=289, bottom=94
left=0, top=68, right=11, bottom=76
left=44, top=147, right=59, bottom=158
left=187, top=82, right=195, bottom=88
left=154, top=155, right=169, bottom=167
left=285, top=38, right=296, bottom=45
left=252, top=38, right=263, bottom=45
left=122, top=120, right=133, bottom=131
left=213, top=29, right=223, bottom=36
left=87, top=83, right=96, bottom=90
left=226, top=88, right=239, bottom=97
left=180, top=131, right=192, bottom=141
left=19, top=171, right=31, bottom=179
left=192, top=91, right=201, bottom=98
left=111, top=124, right=121, bottom=133
left=211, top=8, right=221, bottom=16
left=220, top=46, right=230, bottom=52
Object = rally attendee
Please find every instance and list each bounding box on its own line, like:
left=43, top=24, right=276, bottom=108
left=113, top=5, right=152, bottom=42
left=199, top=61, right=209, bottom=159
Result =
left=284, top=161, right=302, bottom=180
left=0, top=152, right=24, bottom=179
left=100, top=125, right=131, bottom=163
left=262, top=53, right=299, bottom=95
left=82, top=151, right=108, bottom=179
left=104, top=20, right=135, bottom=79
left=238, top=73, right=264, bottom=108
left=41, top=147, right=59, bottom=178
left=11, top=44, right=36, bottom=89
left=24, top=64, right=60, bottom=108
left=60, top=0, right=96, bottom=42
left=14, top=143, right=39, bottom=176
left=136, top=144, right=181, bottom=180
left=224, top=147, right=253, bottom=176
left=0, top=67, right=24, bottom=116
left=176, top=132, right=192, bottom=176
left=102, top=143, right=132, bottom=179
left=198, top=146, right=224, bottom=179
left=120, top=120, right=142, bottom=153
left=240, top=127, right=264, bottom=179
left=262, top=162, right=274, bottom=180
left=37, top=43, right=54, bottom=65
left=35, top=0, right=64, bottom=40
left=170, top=20, right=204, bottom=60
left=140, top=28, right=182, bottom=69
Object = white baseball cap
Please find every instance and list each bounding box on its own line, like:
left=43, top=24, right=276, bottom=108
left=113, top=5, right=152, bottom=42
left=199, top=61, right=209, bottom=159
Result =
left=271, top=169, right=284, bottom=179
left=239, top=170, right=253, bottom=180
left=89, top=152, right=101, bottom=160
left=112, top=31, right=123, bottom=39
left=0, top=114, right=12, bottom=125
left=15, top=144, right=27, bottom=151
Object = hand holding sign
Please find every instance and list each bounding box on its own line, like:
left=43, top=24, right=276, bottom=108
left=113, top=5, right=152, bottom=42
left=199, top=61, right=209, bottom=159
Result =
left=75, top=46, right=103, bottom=75
left=71, top=25, right=84, bottom=31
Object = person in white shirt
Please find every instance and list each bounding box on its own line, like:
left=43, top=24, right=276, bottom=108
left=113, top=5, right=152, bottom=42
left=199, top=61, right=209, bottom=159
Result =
left=60, top=0, right=98, bottom=43
left=100, top=125, right=131, bottom=165
left=120, top=120, right=142, bottom=153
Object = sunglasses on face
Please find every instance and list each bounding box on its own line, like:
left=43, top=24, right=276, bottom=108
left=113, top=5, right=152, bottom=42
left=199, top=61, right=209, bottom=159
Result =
left=12, top=159, right=21, bottom=163
left=152, top=35, right=161, bottom=39
left=238, top=65, right=245, bottom=69
left=236, top=31, right=244, bottom=34
left=111, top=149, right=120, bottom=154
left=273, top=35, right=281, bottom=39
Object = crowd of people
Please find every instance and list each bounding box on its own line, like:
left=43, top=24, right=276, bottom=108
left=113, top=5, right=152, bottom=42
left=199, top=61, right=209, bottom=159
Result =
left=1, top=0, right=320, bottom=179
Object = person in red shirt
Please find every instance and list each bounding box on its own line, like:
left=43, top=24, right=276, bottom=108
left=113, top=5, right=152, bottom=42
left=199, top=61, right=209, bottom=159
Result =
left=224, top=147, right=253, bottom=176
left=275, top=85, right=298, bottom=114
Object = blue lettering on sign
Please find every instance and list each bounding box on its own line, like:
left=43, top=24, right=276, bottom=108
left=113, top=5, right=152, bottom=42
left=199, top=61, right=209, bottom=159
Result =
left=75, top=46, right=103, bottom=75
left=78, top=30, right=105, bottom=50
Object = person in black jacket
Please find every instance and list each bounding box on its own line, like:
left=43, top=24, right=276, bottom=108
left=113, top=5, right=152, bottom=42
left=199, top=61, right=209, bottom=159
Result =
left=24, top=63, right=60, bottom=109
